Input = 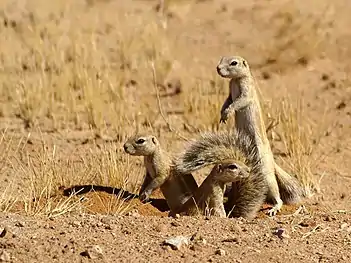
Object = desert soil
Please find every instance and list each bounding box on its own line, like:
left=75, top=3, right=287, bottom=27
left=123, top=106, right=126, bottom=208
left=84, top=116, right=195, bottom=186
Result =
left=0, top=0, right=350, bottom=262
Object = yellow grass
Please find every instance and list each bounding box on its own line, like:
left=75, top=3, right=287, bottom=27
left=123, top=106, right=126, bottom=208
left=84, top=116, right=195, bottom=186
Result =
left=0, top=0, right=330, bottom=217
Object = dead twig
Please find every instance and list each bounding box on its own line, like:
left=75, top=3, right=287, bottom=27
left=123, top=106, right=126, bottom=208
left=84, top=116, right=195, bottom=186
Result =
left=150, top=61, right=189, bottom=141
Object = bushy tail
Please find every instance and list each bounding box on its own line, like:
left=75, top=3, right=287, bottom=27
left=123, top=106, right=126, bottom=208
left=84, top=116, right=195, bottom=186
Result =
left=226, top=158, right=268, bottom=219
left=174, top=131, right=256, bottom=174
left=275, top=163, right=307, bottom=204
left=174, top=130, right=307, bottom=206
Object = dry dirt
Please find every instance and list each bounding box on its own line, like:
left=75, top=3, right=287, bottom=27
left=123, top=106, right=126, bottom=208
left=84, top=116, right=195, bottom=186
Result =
left=0, top=0, right=350, bottom=262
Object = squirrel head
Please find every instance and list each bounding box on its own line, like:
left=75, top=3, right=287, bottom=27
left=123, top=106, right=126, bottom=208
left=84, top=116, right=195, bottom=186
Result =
left=123, top=134, right=159, bottom=156
left=213, top=159, right=250, bottom=183
left=216, top=56, right=250, bottom=79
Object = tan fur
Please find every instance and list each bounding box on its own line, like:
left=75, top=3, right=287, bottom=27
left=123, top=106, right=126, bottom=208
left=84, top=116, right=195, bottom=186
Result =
left=216, top=55, right=303, bottom=215
left=174, top=131, right=306, bottom=208
left=123, top=134, right=198, bottom=213
left=177, top=160, right=251, bottom=218
left=226, top=157, right=268, bottom=219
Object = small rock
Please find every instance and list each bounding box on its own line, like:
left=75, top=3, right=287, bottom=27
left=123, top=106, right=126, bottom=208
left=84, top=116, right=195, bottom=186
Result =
left=122, top=229, right=131, bottom=235
left=215, top=248, right=226, bottom=256
left=174, top=214, right=180, bottom=219
left=104, top=224, right=113, bottom=230
left=297, top=56, right=308, bottom=66
left=0, top=227, right=9, bottom=238
left=190, top=232, right=207, bottom=245
left=163, top=236, right=189, bottom=250
left=80, top=245, right=103, bottom=259
left=100, top=217, right=113, bottom=225
left=189, top=244, right=204, bottom=252
left=336, top=101, right=346, bottom=110
left=171, top=221, right=180, bottom=227
left=262, top=71, right=271, bottom=80
left=241, top=227, right=248, bottom=232
left=299, top=222, right=310, bottom=227
left=0, top=250, right=10, bottom=262
left=273, top=228, right=290, bottom=239
left=222, top=237, right=239, bottom=243
left=71, top=221, right=81, bottom=227
left=15, top=222, right=25, bottom=227
left=321, top=73, right=329, bottom=81
left=154, top=224, right=167, bottom=232
left=324, top=216, right=332, bottom=222
left=126, top=209, right=139, bottom=217
left=340, top=223, right=348, bottom=230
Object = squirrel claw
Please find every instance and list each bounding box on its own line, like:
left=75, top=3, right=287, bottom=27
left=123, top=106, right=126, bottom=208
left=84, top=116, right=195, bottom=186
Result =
left=267, top=206, right=280, bottom=217
left=220, top=111, right=228, bottom=124
left=267, top=199, right=282, bottom=216
left=139, top=192, right=150, bottom=203
left=219, top=118, right=227, bottom=124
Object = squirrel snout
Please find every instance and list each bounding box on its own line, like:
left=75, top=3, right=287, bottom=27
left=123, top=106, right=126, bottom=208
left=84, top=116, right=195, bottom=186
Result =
left=216, top=65, right=225, bottom=76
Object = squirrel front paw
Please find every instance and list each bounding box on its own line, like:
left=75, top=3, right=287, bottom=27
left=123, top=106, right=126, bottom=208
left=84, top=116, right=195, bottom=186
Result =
left=267, top=200, right=282, bottom=216
left=220, top=111, right=229, bottom=124
left=139, top=190, right=151, bottom=203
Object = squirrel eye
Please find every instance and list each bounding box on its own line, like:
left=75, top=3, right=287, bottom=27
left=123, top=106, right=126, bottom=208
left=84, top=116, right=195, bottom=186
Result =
left=136, top=138, right=145, bottom=144
left=230, top=60, right=238, bottom=66
left=227, top=164, right=238, bottom=170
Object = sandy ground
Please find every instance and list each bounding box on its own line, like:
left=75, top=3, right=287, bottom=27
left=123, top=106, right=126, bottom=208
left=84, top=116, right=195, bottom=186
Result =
left=0, top=0, right=350, bottom=262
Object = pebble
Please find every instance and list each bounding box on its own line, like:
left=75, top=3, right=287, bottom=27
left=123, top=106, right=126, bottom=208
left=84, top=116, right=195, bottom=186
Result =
left=15, top=222, right=25, bottom=228
left=273, top=228, right=290, bottom=239
left=340, top=223, right=348, bottom=230
left=71, top=221, right=81, bottom=228
left=222, top=237, right=239, bottom=243
left=126, top=209, right=140, bottom=217
left=80, top=245, right=103, bottom=259
left=191, top=232, right=207, bottom=245
left=0, top=227, right=9, bottom=238
left=215, top=249, right=226, bottom=256
left=163, top=236, right=189, bottom=250
left=0, top=250, right=10, bottom=262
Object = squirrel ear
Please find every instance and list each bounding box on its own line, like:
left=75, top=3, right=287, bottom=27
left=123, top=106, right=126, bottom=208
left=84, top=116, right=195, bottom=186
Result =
left=151, top=136, right=157, bottom=145
left=217, top=164, right=222, bottom=173
left=243, top=60, right=247, bottom=67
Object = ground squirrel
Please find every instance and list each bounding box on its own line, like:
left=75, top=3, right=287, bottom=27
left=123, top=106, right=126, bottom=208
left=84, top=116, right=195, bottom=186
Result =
left=175, top=131, right=271, bottom=218
left=123, top=134, right=198, bottom=213
left=125, top=134, right=268, bottom=219
left=175, top=131, right=305, bottom=215
left=215, top=55, right=305, bottom=215
left=177, top=159, right=266, bottom=219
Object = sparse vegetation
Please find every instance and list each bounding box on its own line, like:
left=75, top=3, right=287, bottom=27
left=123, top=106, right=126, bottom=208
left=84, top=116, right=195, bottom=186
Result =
left=0, top=0, right=348, bottom=222
left=0, top=0, right=350, bottom=261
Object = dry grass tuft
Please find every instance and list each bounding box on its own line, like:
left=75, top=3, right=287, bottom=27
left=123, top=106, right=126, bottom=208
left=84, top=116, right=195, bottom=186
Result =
left=269, top=97, right=325, bottom=196
left=0, top=129, right=138, bottom=217
left=0, top=0, right=341, bottom=218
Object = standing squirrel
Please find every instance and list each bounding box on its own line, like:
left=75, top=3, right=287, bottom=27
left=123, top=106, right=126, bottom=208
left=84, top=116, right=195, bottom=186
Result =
left=123, top=134, right=198, bottom=213
left=174, top=131, right=306, bottom=215
left=177, top=158, right=267, bottom=219
left=215, top=55, right=306, bottom=215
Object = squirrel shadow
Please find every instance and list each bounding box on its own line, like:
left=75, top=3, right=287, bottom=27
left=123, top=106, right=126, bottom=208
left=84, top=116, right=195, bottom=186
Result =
left=62, top=185, right=170, bottom=212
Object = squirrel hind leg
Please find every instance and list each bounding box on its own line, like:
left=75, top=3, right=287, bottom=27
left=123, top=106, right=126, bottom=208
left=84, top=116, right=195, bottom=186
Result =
left=225, top=179, right=267, bottom=220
